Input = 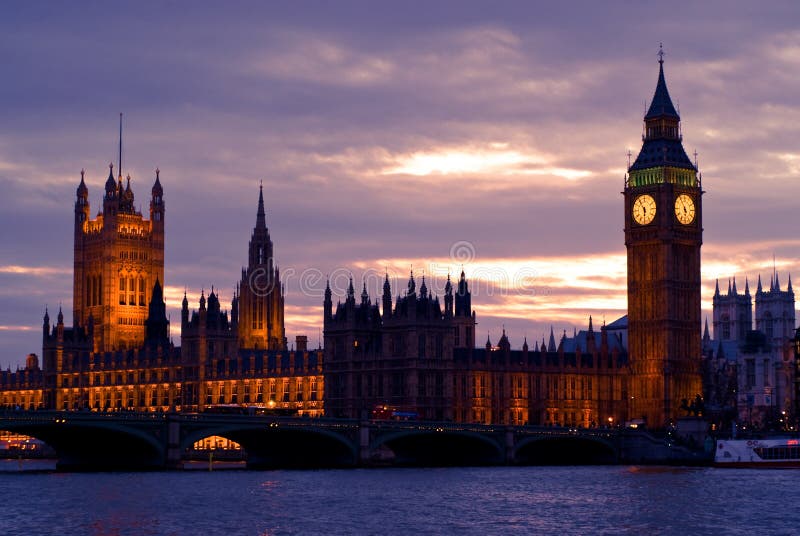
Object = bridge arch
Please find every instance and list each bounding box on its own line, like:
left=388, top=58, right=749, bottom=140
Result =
left=0, top=419, right=165, bottom=470
left=180, top=423, right=358, bottom=469
left=370, top=428, right=505, bottom=466
left=514, top=435, right=617, bottom=465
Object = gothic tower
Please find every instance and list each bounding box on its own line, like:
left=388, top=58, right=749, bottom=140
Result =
left=624, top=51, right=703, bottom=426
left=712, top=277, right=752, bottom=342
left=72, top=124, right=165, bottom=352
left=236, top=185, right=287, bottom=350
left=755, top=272, right=795, bottom=347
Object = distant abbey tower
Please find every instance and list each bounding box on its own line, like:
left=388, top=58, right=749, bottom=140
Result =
left=72, top=120, right=165, bottom=352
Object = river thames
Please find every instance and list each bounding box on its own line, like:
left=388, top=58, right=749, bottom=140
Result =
left=1, top=462, right=798, bottom=535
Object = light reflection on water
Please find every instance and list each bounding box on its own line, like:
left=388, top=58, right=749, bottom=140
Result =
left=0, top=465, right=798, bottom=535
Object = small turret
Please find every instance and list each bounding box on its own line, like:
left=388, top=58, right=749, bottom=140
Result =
left=382, top=273, right=392, bottom=319
left=150, top=168, right=164, bottom=225
left=324, top=278, right=333, bottom=322
left=75, top=169, right=90, bottom=227
left=361, top=281, right=369, bottom=305
left=180, top=290, right=190, bottom=331
left=104, top=163, right=116, bottom=196
left=444, top=273, right=453, bottom=318
left=43, top=307, right=50, bottom=339
left=547, top=326, right=556, bottom=352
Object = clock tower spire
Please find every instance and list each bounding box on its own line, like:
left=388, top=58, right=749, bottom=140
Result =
left=624, top=49, right=703, bottom=427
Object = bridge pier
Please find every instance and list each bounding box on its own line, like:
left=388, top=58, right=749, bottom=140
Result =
left=505, top=427, right=515, bottom=465
left=165, top=416, right=183, bottom=470
left=359, top=420, right=370, bottom=465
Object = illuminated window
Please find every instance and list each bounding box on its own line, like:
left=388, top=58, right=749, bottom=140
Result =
left=296, top=378, right=303, bottom=401
left=269, top=381, right=276, bottom=401
left=119, top=277, right=126, bottom=305
left=128, top=277, right=136, bottom=305
left=310, top=379, right=317, bottom=401
left=138, top=277, right=146, bottom=306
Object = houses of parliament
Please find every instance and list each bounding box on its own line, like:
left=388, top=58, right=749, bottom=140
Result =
left=0, top=56, right=716, bottom=428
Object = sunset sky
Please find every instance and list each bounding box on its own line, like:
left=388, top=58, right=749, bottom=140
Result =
left=2, top=1, right=799, bottom=367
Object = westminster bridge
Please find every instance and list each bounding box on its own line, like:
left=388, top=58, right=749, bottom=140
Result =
left=0, top=411, right=708, bottom=470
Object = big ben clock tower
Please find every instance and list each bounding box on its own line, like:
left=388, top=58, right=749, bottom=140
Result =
left=624, top=49, right=703, bottom=426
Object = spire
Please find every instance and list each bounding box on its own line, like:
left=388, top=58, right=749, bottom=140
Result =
left=628, top=47, right=695, bottom=176
left=118, top=112, right=123, bottom=179
left=645, top=44, right=679, bottom=120
left=732, top=276, right=738, bottom=295
left=588, top=315, right=594, bottom=332
left=152, top=168, right=163, bottom=197
left=105, top=163, right=116, bottom=193
left=714, top=279, right=720, bottom=297
left=347, top=276, right=355, bottom=299
left=757, top=274, right=763, bottom=293
left=77, top=169, right=88, bottom=197
left=703, top=317, right=710, bottom=341
left=57, top=305, right=64, bottom=325
left=789, top=274, right=793, bottom=293
left=727, top=278, right=732, bottom=295
left=407, top=269, right=416, bottom=296
left=547, top=326, right=556, bottom=352
left=445, top=273, right=452, bottom=294
left=256, top=181, right=266, bottom=229
left=383, top=271, right=391, bottom=293
left=420, top=275, right=428, bottom=298
left=745, top=277, right=750, bottom=296
left=361, top=281, right=369, bottom=304
left=774, top=271, right=781, bottom=291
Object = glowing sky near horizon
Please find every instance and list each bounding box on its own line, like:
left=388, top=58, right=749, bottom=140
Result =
left=1, top=1, right=800, bottom=366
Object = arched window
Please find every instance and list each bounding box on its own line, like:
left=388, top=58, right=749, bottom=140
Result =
left=721, top=313, right=731, bottom=340
left=764, top=312, right=774, bottom=339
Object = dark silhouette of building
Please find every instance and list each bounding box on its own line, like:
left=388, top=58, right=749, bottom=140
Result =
left=235, top=184, right=286, bottom=351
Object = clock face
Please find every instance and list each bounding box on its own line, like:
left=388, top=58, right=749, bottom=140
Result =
left=632, top=194, right=657, bottom=225
left=674, top=194, right=695, bottom=224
